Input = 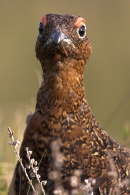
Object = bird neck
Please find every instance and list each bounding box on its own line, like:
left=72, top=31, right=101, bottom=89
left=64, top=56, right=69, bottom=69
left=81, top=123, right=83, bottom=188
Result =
left=36, top=59, right=87, bottom=113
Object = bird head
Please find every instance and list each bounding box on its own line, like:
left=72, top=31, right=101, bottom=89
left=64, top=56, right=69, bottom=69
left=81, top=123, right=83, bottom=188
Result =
left=35, top=14, right=92, bottom=74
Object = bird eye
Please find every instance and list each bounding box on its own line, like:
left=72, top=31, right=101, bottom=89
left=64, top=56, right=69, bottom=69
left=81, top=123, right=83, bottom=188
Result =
left=38, top=22, right=44, bottom=35
left=78, top=25, right=86, bottom=38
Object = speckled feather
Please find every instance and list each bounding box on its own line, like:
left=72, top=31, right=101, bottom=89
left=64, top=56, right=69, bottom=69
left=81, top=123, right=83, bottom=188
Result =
left=8, top=14, right=130, bottom=195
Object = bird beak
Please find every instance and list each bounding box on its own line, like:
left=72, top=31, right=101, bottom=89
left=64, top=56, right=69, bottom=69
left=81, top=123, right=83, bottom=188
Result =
left=51, top=28, right=67, bottom=44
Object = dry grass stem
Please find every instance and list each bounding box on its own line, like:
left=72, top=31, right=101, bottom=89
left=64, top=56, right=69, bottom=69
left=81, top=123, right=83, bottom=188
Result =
left=25, top=147, right=46, bottom=195
left=7, top=127, right=38, bottom=195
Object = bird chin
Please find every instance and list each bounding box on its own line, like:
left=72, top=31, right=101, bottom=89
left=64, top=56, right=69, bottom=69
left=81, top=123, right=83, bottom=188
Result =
left=56, top=41, right=76, bottom=58
left=58, top=46, right=69, bottom=57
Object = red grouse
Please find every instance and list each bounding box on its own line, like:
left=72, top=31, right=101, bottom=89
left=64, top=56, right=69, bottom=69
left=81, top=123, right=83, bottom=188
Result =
left=8, top=14, right=130, bottom=195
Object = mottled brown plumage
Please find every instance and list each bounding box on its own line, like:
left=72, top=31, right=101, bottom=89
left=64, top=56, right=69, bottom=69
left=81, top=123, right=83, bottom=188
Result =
left=8, top=14, right=130, bottom=195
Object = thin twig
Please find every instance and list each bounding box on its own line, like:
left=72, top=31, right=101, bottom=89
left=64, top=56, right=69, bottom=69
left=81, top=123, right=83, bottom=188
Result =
left=26, top=147, right=46, bottom=195
left=8, top=127, right=38, bottom=195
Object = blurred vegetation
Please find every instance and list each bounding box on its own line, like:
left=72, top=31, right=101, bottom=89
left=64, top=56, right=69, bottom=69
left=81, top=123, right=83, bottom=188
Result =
left=0, top=0, right=130, bottom=194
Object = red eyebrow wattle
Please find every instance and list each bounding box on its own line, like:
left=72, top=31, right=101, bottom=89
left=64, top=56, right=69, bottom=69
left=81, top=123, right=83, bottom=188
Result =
left=74, top=17, right=86, bottom=28
left=42, top=15, right=47, bottom=26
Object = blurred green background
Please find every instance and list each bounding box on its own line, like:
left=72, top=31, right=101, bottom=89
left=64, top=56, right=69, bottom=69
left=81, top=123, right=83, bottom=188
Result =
left=0, top=0, right=130, bottom=194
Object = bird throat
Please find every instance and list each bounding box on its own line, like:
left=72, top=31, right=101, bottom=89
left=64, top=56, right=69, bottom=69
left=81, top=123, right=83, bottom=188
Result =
left=36, top=59, right=87, bottom=115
